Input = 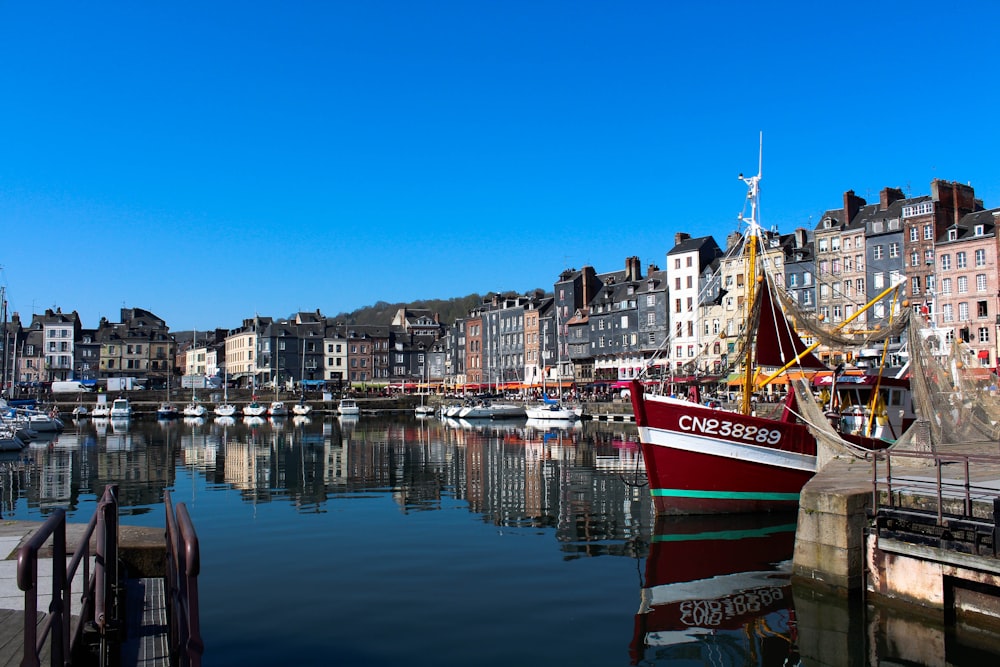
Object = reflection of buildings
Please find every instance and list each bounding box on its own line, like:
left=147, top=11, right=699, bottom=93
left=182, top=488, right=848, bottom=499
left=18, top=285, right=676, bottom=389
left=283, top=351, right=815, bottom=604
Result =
left=10, top=418, right=651, bottom=554
left=15, top=419, right=174, bottom=511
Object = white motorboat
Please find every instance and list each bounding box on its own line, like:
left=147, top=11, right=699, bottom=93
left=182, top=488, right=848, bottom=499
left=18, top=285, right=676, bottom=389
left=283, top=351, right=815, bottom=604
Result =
left=524, top=398, right=582, bottom=421
left=109, top=398, right=132, bottom=419
left=292, top=397, right=312, bottom=416
left=458, top=401, right=525, bottom=420
left=337, top=398, right=360, bottom=416
left=268, top=401, right=288, bottom=417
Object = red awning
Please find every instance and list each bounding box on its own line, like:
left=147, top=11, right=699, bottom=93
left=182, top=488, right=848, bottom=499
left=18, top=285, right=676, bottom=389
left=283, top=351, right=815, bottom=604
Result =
left=978, top=350, right=990, bottom=359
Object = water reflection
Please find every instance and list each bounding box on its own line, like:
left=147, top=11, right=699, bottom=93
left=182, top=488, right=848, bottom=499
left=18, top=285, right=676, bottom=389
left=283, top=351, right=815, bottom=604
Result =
left=631, top=513, right=799, bottom=666
left=5, top=416, right=1000, bottom=665
left=1, top=416, right=653, bottom=555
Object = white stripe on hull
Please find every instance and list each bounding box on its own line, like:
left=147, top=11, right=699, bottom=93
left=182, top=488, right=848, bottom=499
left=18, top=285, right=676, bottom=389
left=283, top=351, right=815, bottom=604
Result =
left=638, top=425, right=816, bottom=473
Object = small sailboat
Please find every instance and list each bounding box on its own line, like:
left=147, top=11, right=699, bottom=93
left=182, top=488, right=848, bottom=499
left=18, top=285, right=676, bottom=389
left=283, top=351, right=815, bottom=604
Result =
left=292, top=341, right=312, bottom=416
left=158, top=371, right=179, bottom=419
left=183, top=332, right=207, bottom=417
left=415, top=355, right=435, bottom=417
left=214, top=376, right=237, bottom=417
left=268, top=376, right=287, bottom=417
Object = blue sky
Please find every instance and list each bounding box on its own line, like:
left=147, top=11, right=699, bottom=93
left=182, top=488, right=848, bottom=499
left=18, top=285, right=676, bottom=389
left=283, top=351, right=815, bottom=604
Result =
left=2, top=1, right=999, bottom=331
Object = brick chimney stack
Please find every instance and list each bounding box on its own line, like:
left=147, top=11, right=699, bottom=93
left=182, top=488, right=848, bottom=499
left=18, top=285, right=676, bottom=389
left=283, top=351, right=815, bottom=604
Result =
left=879, top=187, right=904, bottom=211
left=674, top=232, right=690, bottom=246
left=843, top=190, right=866, bottom=224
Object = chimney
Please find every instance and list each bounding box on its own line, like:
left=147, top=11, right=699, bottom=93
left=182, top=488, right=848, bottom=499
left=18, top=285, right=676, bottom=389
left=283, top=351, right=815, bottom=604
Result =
left=674, top=232, right=690, bottom=246
left=624, top=256, right=642, bottom=281
left=843, top=190, right=866, bottom=224
left=727, top=232, right=743, bottom=250
left=879, top=187, right=904, bottom=211
left=648, top=263, right=659, bottom=275
left=794, top=228, right=808, bottom=248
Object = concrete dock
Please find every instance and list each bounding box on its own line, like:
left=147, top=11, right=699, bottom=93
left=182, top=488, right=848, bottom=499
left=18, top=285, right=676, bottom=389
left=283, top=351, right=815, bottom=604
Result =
left=793, top=441, right=1000, bottom=633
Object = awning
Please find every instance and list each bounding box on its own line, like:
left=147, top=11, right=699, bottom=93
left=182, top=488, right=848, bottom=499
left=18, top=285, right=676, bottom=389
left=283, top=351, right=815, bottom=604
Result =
left=978, top=350, right=991, bottom=359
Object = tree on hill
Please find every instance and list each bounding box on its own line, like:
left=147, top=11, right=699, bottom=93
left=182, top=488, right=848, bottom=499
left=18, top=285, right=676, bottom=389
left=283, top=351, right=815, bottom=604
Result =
left=332, top=290, right=549, bottom=326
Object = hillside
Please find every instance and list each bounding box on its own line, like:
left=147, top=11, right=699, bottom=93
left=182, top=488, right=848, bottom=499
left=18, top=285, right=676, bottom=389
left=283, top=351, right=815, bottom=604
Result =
left=333, top=293, right=485, bottom=326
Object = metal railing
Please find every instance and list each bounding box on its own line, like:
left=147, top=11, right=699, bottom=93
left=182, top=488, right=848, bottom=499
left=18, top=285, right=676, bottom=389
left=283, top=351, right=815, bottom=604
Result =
left=165, top=490, right=203, bottom=667
left=16, top=484, right=119, bottom=667
left=870, top=449, right=1000, bottom=556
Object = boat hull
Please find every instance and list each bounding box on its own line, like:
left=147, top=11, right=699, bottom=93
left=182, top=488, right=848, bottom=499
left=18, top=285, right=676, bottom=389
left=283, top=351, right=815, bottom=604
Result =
left=631, top=385, right=817, bottom=514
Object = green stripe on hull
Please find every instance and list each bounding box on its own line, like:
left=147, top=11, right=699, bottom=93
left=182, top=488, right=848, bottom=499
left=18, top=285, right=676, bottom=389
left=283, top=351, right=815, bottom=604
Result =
left=652, top=523, right=797, bottom=543
left=651, top=488, right=800, bottom=502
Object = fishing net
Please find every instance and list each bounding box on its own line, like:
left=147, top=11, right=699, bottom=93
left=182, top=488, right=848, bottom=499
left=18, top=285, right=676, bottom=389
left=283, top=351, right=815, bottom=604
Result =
left=789, top=378, right=880, bottom=468
left=904, top=309, right=1000, bottom=448
left=774, top=285, right=908, bottom=350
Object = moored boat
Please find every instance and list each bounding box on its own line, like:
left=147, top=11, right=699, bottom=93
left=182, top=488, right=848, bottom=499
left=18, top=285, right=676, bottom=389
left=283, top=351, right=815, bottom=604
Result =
left=337, top=398, right=360, bottom=416
left=182, top=399, right=207, bottom=418
left=243, top=398, right=267, bottom=417
left=109, top=397, right=132, bottom=419
left=524, top=396, right=582, bottom=421
left=157, top=403, right=180, bottom=419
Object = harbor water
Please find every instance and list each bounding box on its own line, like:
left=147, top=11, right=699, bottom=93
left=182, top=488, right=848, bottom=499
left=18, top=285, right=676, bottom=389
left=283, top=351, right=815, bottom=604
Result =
left=1, top=414, right=998, bottom=666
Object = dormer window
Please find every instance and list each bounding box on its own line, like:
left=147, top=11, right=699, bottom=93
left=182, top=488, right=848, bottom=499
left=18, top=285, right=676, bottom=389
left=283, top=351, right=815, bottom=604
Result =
left=975, top=224, right=985, bottom=236
left=948, top=229, right=958, bottom=241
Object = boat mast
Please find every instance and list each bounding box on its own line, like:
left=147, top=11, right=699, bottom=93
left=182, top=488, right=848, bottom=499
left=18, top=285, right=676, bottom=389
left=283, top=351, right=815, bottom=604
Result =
left=738, top=135, right=763, bottom=416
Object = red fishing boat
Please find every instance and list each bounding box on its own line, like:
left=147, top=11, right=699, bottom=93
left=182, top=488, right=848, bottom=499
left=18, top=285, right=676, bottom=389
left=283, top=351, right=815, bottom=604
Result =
left=630, top=146, right=910, bottom=514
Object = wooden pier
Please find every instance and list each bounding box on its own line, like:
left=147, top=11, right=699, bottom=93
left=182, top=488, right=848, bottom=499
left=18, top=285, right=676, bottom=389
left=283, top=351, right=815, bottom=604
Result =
left=0, top=488, right=199, bottom=666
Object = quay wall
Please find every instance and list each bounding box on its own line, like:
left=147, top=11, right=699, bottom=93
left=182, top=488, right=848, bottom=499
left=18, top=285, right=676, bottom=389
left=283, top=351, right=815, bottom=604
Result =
left=795, top=455, right=1000, bottom=632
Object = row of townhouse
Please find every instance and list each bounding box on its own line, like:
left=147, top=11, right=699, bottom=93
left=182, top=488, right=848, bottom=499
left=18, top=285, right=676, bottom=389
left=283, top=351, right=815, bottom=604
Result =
left=4, top=180, right=998, bottom=395
left=3, top=307, right=175, bottom=388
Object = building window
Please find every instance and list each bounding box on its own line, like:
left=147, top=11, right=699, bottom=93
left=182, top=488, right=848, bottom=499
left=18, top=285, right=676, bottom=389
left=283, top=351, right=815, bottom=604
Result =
left=909, top=226, right=918, bottom=242
left=889, top=242, right=899, bottom=258
left=957, top=252, right=967, bottom=269
left=873, top=246, right=883, bottom=260
left=923, top=224, right=933, bottom=240
left=976, top=249, right=986, bottom=267
left=959, top=302, right=969, bottom=321
left=911, top=276, right=921, bottom=295
left=941, top=278, right=952, bottom=294
left=910, top=251, right=919, bottom=267
left=941, top=255, right=951, bottom=271
left=646, top=312, right=655, bottom=326
left=978, top=301, right=989, bottom=318
left=958, top=276, right=968, bottom=293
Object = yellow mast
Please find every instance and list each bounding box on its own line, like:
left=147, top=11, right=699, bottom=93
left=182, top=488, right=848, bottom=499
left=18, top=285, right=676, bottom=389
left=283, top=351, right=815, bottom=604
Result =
left=738, top=136, right=762, bottom=416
